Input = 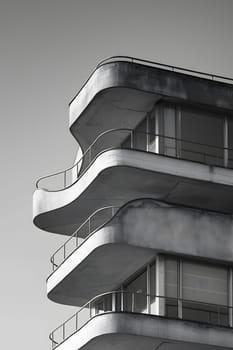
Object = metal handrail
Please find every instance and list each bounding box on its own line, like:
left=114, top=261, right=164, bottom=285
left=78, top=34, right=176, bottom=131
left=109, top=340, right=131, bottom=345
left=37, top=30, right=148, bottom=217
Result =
left=69, top=55, right=233, bottom=107
left=96, top=56, right=233, bottom=83
left=49, top=290, right=233, bottom=349
left=36, top=128, right=233, bottom=191
left=50, top=205, right=119, bottom=272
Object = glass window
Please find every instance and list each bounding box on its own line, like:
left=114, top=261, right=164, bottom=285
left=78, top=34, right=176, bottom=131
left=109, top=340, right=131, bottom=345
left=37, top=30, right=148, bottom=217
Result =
left=228, top=117, right=233, bottom=168
left=165, top=257, right=178, bottom=298
left=124, top=269, right=147, bottom=313
left=180, top=106, right=224, bottom=166
left=182, top=261, right=228, bottom=305
left=165, top=257, right=178, bottom=318
left=182, top=260, right=228, bottom=325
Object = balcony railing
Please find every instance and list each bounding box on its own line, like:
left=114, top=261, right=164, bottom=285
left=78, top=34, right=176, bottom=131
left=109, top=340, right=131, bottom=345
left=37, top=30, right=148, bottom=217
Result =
left=96, top=56, right=233, bottom=84
left=49, top=291, right=233, bottom=349
left=36, top=128, right=233, bottom=191
left=69, top=56, right=233, bottom=107
left=50, top=206, right=119, bottom=272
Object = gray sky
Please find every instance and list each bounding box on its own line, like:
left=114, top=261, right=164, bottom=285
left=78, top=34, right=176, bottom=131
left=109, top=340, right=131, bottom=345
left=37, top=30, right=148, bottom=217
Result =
left=1, top=0, right=233, bottom=349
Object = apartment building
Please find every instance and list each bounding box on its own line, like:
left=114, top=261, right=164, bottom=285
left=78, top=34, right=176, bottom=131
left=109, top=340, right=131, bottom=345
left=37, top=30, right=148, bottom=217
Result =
left=33, top=56, right=233, bottom=350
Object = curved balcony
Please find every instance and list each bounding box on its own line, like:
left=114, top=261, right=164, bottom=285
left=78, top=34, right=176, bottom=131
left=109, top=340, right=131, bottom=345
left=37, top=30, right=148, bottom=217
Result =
left=69, top=57, right=233, bottom=151
left=33, top=128, right=233, bottom=234
left=36, top=128, right=233, bottom=192
left=47, top=199, right=233, bottom=307
left=50, top=291, right=233, bottom=350
left=50, top=205, right=119, bottom=272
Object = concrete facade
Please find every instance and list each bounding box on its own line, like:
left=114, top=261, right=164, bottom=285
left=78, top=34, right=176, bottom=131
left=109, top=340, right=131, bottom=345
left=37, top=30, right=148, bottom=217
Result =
left=33, top=57, right=233, bottom=350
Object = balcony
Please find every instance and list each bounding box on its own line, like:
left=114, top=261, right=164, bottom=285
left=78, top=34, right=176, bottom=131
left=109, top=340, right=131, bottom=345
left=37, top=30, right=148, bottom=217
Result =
left=50, top=291, right=233, bottom=350
left=69, top=57, right=233, bottom=151
left=47, top=199, right=233, bottom=306
left=33, top=128, right=233, bottom=234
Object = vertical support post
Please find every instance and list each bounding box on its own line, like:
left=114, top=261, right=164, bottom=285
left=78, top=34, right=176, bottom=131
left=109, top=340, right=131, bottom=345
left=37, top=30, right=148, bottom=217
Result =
left=178, top=258, right=183, bottom=319
left=64, top=171, right=66, bottom=188
left=147, top=264, right=151, bottom=314
left=89, top=147, right=92, bottom=165
left=88, top=218, right=91, bottom=235
left=112, top=292, right=116, bottom=312
left=121, top=286, right=124, bottom=311
left=146, top=113, right=149, bottom=152
left=63, top=244, right=66, bottom=260
left=63, top=324, right=65, bottom=341
left=155, top=106, right=160, bottom=154
left=89, top=302, right=92, bottom=319
left=156, top=255, right=165, bottom=316
left=51, top=332, right=54, bottom=348
left=132, top=292, right=135, bottom=312
left=224, top=116, right=228, bottom=168
left=229, top=268, right=233, bottom=327
left=130, top=130, right=134, bottom=149
left=176, top=106, right=182, bottom=159
left=76, top=312, right=78, bottom=331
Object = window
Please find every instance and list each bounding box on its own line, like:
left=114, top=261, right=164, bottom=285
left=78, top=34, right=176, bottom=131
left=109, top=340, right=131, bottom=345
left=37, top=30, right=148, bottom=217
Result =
left=164, top=255, right=231, bottom=326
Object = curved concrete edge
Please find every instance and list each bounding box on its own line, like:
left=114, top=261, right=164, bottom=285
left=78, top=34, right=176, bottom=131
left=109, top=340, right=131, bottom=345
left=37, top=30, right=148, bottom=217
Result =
left=47, top=199, right=233, bottom=306
left=69, top=61, right=233, bottom=143
left=56, top=312, right=233, bottom=350
left=33, top=149, right=233, bottom=232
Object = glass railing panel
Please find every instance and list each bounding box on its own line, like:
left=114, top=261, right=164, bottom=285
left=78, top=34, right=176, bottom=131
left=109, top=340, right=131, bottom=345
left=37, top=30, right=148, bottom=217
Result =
left=78, top=306, right=91, bottom=329
left=132, top=131, right=147, bottom=152
left=52, top=325, right=64, bottom=349
left=64, top=235, right=78, bottom=260
left=165, top=297, right=178, bottom=318
left=63, top=314, right=77, bottom=341
left=182, top=301, right=229, bottom=327
left=52, top=248, right=65, bottom=271
left=134, top=293, right=148, bottom=313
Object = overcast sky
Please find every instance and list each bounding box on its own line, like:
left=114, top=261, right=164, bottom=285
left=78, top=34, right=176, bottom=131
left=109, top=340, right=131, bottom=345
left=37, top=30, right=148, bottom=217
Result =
left=1, top=0, right=233, bottom=349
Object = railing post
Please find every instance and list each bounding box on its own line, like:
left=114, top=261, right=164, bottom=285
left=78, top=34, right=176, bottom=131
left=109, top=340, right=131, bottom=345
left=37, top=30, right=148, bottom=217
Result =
left=178, top=298, right=183, bottom=319
left=132, top=293, right=135, bottom=312
left=89, top=147, right=92, bottom=165
left=51, top=332, right=54, bottom=348
left=130, top=130, right=134, bottom=148
left=64, top=245, right=66, bottom=260
left=76, top=312, right=78, bottom=331
left=76, top=162, right=79, bottom=180
left=52, top=256, right=54, bottom=272
left=76, top=231, right=78, bottom=248
left=224, top=116, right=228, bottom=168
left=229, top=268, right=233, bottom=327
left=112, top=292, right=116, bottom=312
left=63, top=324, right=65, bottom=341
left=88, top=218, right=91, bottom=235
left=64, top=171, right=66, bottom=188
left=121, top=290, right=124, bottom=311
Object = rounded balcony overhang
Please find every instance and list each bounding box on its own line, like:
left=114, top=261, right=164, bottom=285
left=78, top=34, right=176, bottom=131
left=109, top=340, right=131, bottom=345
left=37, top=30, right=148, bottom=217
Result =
left=33, top=148, right=233, bottom=235
left=69, top=58, right=233, bottom=150
left=50, top=306, right=233, bottom=350
left=47, top=199, right=233, bottom=306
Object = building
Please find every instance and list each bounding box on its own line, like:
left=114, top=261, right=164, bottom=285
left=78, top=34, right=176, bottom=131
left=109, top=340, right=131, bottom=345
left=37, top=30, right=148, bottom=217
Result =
left=33, top=56, right=233, bottom=350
